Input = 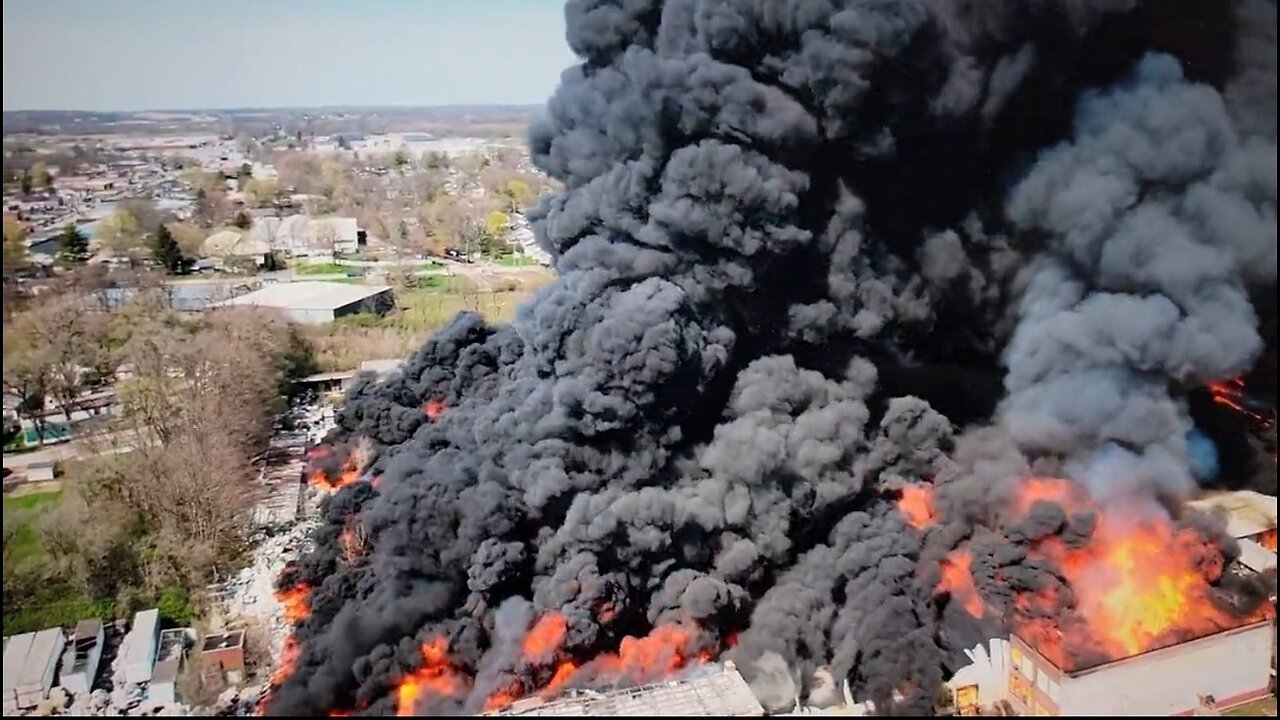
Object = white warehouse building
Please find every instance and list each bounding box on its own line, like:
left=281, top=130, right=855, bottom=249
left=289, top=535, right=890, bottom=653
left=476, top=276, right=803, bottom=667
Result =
left=212, top=281, right=393, bottom=324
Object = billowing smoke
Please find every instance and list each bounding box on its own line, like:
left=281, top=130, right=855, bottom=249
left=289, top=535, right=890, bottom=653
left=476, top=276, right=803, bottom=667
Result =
left=264, top=0, right=1276, bottom=716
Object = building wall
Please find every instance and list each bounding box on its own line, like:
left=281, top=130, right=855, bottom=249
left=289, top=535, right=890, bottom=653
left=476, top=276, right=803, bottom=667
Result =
left=1008, top=621, right=1274, bottom=716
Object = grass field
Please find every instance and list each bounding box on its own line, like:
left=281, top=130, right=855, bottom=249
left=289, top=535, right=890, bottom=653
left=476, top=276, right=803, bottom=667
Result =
left=1223, top=696, right=1277, bottom=716
left=3, top=490, right=62, bottom=564
left=293, top=261, right=351, bottom=275
left=304, top=270, right=549, bottom=372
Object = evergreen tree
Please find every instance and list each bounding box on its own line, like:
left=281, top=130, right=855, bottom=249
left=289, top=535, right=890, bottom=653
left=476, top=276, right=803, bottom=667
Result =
left=55, top=224, right=90, bottom=265
left=151, top=223, right=188, bottom=274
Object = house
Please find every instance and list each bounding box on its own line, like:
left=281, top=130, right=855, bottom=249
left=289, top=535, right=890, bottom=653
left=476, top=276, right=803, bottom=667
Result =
left=202, top=229, right=272, bottom=266
left=248, top=216, right=360, bottom=257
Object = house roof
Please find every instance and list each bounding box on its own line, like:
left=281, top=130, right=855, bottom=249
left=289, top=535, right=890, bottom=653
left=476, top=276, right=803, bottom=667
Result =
left=213, top=281, right=390, bottom=312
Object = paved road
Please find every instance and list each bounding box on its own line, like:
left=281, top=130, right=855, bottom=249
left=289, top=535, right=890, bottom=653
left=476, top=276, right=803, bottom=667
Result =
left=3, top=434, right=134, bottom=470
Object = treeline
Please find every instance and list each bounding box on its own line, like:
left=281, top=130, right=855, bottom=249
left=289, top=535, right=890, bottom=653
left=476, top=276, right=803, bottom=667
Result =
left=2, top=269, right=313, bottom=633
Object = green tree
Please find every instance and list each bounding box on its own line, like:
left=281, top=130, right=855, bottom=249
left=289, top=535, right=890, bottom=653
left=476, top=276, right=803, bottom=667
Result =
left=233, top=209, right=253, bottom=230
left=96, top=207, right=147, bottom=263
left=20, top=171, right=33, bottom=195
left=56, top=224, right=90, bottom=265
left=393, top=150, right=410, bottom=168
left=503, top=179, right=533, bottom=211
left=150, top=224, right=188, bottom=274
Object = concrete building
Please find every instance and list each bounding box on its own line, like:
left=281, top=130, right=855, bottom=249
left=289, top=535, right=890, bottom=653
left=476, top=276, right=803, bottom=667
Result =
left=2, top=628, right=66, bottom=712
left=122, top=609, right=161, bottom=684
left=487, top=663, right=764, bottom=716
left=1005, top=620, right=1274, bottom=715
left=1188, top=490, right=1278, bottom=550
left=200, top=631, right=245, bottom=684
left=59, top=618, right=105, bottom=695
left=213, top=281, right=393, bottom=324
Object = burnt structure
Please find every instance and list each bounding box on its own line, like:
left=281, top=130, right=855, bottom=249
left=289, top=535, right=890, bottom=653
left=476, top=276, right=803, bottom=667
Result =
left=263, top=0, right=1278, bottom=716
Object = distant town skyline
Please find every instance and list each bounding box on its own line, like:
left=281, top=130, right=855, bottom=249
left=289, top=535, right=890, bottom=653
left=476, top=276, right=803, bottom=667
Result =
left=2, top=0, right=577, bottom=112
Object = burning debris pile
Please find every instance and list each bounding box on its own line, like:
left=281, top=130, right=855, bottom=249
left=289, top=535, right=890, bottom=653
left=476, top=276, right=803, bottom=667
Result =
left=261, top=0, right=1277, bottom=716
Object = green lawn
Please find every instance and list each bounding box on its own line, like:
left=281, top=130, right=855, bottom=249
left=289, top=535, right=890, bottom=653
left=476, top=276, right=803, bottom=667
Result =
left=4, top=490, right=62, bottom=564
left=293, top=261, right=350, bottom=275
left=1223, top=696, right=1277, bottom=716
left=496, top=254, right=539, bottom=267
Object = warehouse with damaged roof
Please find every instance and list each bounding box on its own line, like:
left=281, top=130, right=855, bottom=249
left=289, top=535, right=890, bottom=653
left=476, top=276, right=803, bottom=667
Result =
left=942, top=490, right=1278, bottom=716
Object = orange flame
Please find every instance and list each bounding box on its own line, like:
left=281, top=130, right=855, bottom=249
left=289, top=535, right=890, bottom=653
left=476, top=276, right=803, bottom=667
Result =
left=938, top=476, right=1276, bottom=671
left=423, top=398, right=446, bottom=420
left=257, top=634, right=300, bottom=715
left=481, top=617, right=717, bottom=713
left=1207, top=376, right=1275, bottom=431
left=1257, top=528, right=1277, bottom=552
left=340, top=526, right=362, bottom=563
left=395, top=636, right=464, bottom=716
left=309, top=458, right=360, bottom=490
left=589, top=622, right=703, bottom=681
left=276, top=582, right=311, bottom=624
left=522, top=612, right=568, bottom=659
left=897, top=483, right=937, bottom=529
left=543, top=660, right=578, bottom=695
left=937, top=550, right=985, bottom=617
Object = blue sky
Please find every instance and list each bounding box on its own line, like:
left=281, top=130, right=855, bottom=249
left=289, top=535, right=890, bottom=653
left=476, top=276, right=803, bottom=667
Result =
left=2, top=0, right=578, bottom=111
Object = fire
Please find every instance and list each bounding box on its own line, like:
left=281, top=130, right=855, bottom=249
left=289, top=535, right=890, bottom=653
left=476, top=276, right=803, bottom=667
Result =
left=937, top=550, right=985, bottom=617
left=340, top=526, right=362, bottom=562
left=422, top=397, right=446, bottom=420
left=395, top=636, right=463, bottom=716
left=522, top=612, right=568, bottom=659
left=256, top=635, right=300, bottom=715
left=481, top=618, right=715, bottom=712
left=543, top=660, right=578, bottom=695
left=309, top=457, right=360, bottom=490
left=1258, top=528, right=1277, bottom=551
left=937, top=476, right=1276, bottom=671
left=897, top=483, right=937, bottom=529
left=589, top=622, right=703, bottom=681
left=276, top=582, right=311, bottom=624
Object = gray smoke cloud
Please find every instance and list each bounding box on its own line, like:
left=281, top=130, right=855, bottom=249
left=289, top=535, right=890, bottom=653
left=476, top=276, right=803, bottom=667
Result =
left=266, top=1, right=1276, bottom=717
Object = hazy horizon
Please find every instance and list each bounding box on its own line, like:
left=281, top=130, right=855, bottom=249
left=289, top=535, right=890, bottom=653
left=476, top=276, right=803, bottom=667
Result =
left=2, top=0, right=577, bottom=112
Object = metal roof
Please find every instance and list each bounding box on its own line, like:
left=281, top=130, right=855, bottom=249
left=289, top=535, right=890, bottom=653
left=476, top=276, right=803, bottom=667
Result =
left=489, top=664, right=764, bottom=717
left=1187, top=490, right=1278, bottom=539
left=213, top=281, right=391, bottom=312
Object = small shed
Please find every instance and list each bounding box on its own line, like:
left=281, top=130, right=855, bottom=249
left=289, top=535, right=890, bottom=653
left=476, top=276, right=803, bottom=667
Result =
left=201, top=630, right=245, bottom=680
left=2, top=628, right=66, bottom=711
left=59, top=618, right=105, bottom=695
left=122, top=609, right=161, bottom=684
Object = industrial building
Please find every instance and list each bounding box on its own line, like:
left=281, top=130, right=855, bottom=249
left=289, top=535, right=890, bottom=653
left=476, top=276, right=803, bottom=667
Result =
left=488, top=662, right=764, bottom=716
left=944, top=490, right=1278, bottom=716
left=212, top=281, right=393, bottom=324
left=1004, top=620, right=1273, bottom=715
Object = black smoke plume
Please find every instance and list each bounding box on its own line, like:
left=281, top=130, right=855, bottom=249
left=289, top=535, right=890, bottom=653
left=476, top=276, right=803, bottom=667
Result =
left=266, top=0, right=1276, bottom=716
